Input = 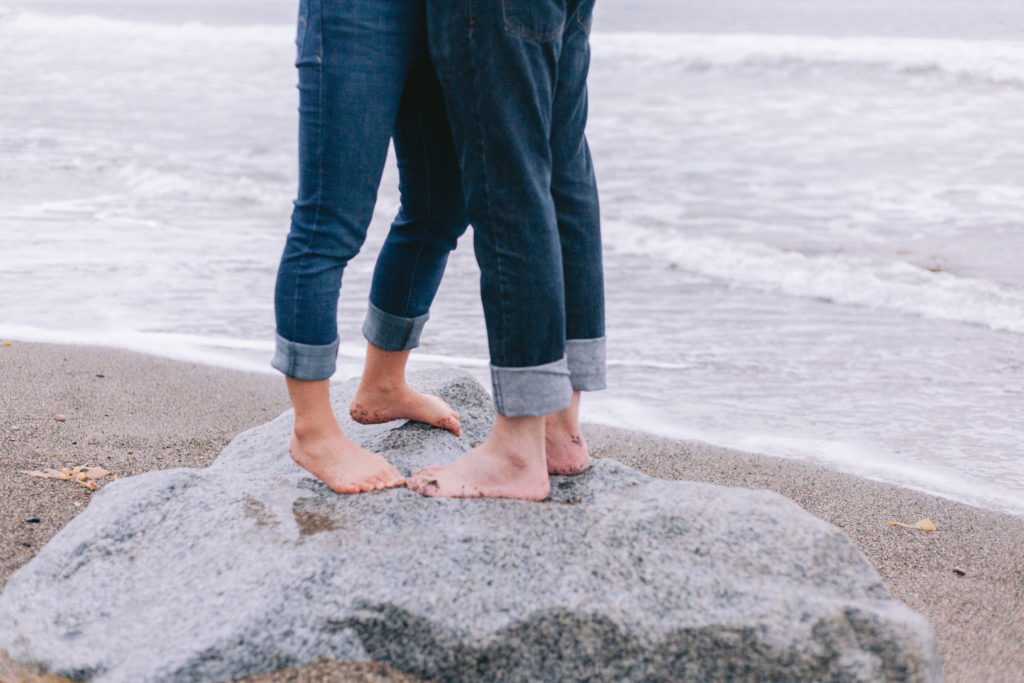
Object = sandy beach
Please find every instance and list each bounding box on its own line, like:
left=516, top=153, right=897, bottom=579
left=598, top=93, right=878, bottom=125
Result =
left=1, top=342, right=1021, bottom=682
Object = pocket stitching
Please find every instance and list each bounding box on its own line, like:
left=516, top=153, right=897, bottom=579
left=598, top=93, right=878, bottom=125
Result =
left=501, top=1, right=566, bottom=43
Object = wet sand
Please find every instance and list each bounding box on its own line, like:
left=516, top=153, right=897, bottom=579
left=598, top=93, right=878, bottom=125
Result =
left=1, top=342, right=1021, bottom=682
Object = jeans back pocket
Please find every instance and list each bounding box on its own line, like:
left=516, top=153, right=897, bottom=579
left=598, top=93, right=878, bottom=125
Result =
left=501, top=0, right=567, bottom=43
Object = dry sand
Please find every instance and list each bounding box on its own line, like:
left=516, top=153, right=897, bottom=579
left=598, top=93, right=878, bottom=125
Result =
left=2, top=341, right=1022, bottom=682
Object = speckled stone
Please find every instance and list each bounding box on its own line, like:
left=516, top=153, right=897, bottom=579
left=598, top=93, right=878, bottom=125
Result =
left=0, top=370, right=942, bottom=682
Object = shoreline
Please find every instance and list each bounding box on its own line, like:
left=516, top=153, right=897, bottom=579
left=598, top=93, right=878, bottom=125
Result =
left=1, top=341, right=1022, bottom=682
left=6, top=327, right=1019, bottom=519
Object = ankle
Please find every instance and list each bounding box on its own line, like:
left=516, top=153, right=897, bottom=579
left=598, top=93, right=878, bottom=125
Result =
left=292, top=416, right=339, bottom=441
left=548, top=392, right=582, bottom=429
left=356, top=376, right=406, bottom=396
left=546, top=411, right=579, bottom=432
left=489, top=415, right=546, bottom=466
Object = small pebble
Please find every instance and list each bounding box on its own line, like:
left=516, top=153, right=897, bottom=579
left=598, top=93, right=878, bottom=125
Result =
left=54, top=415, right=66, bottom=422
left=96, top=374, right=105, bottom=378
left=19, top=542, right=31, bottom=548
left=952, top=566, right=967, bottom=576
left=24, top=517, right=41, bottom=524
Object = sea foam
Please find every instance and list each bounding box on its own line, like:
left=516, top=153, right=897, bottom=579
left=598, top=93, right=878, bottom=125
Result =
left=6, top=9, right=1024, bottom=88
left=606, top=221, right=1024, bottom=334
left=592, top=33, right=1024, bottom=88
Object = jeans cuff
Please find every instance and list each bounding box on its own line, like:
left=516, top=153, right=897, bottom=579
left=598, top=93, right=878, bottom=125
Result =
left=566, top=337, right=607, bottom=391
left=362, top=301, right=430, bottom=352
left=271, top=333, right=339, bottom=381
left=490, top=357, right=572, bottom=417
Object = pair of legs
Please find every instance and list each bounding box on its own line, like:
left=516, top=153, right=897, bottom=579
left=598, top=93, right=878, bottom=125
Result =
left=408, top=0, right=606, bottom=500
left=274, top=0, right=605, bottom=498
left=273, top=0, right=468, bottom=492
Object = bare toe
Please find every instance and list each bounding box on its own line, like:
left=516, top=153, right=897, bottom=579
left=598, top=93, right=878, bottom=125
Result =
left=412, top=465, right=443, bottom=478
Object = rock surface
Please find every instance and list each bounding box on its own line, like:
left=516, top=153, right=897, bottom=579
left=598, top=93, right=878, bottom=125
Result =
left=0, top=370, right=941, bottom=682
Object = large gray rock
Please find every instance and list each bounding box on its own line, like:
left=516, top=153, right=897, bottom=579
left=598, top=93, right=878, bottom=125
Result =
left=0, top=370, right=941, bottom=682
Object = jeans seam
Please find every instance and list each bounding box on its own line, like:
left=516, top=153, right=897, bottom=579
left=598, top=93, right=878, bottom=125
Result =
left=466, top=20, right=508, bottom=376
left=289, top=4, right=326, bottom=358
left=574, top=1, right=592, bottom=35
left=400, top=96, right=433, bottom=319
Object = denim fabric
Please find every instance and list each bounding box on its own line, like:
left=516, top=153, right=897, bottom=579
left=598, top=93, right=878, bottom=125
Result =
left=361, top=301, right=429, bottom=353
left=566, top=337, right=606, bottom=391
left=490, top=357, right=573, bottom=417
left=271, top=333, right=340, bottom=382
left=273, top=0, right=468, bottom=381
left=426, top=0, right=606, bottom=415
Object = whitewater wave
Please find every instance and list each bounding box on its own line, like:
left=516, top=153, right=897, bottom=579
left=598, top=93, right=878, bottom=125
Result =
left=116, top=164, right=289, bottom=206
left=592, top=33, right=1024, bottom=88
left=0, top=8, right=289, bottom=45
left=585, top=394, right=1024, bottom=517
left=4, top=9, right=1023, bottom=88
left=607, top=221, right=1024, bottom=334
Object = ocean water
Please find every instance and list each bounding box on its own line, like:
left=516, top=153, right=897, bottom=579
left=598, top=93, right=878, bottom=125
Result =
left=1, top=1, right=1022, bottom=515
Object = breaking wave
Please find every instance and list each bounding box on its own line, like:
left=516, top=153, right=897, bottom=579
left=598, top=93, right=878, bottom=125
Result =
left=607, top=222, right=1024, bottom=334
left=592, top=32, right=1024, bottom=88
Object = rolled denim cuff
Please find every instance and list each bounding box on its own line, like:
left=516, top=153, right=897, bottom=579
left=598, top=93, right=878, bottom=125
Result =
left=566, top=337, right=607, bottom=391
left=490, top=357, right=572, bottom=417
left=271, top=333, right=339, bottom=381
left=362, top=301, right=429, bottom=352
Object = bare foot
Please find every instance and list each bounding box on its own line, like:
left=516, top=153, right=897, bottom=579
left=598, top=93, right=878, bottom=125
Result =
left=545, top=391, right=591, bottom=475
left=407, top=415, right=549, bottom=500
left=291, top=425, right=405, bottom=494
left=350, top=382, right=461, bottom=436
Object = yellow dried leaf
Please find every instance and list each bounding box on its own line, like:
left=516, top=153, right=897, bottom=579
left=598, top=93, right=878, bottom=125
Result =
left=887, top=518, right=937, bottom=531
left=1, top=341, right=11, bottom=346
left=54, top=415, right=67, bottom=422
left=75, top=472, right=87, bottom=481
left=61, top=468, right=72, bottom=475
left=71, top=466, right=84, bottom=475
left=77, top=479, right=97, bottom=490
left=83, top=467, right=111, bottom=479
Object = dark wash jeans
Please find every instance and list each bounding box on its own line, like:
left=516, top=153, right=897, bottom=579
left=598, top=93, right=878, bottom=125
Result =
left=426, top=0, right=607, bottom=416
left=272, top=0, right=468, bottom=380
left=273, top=0, right=606, bottom=418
